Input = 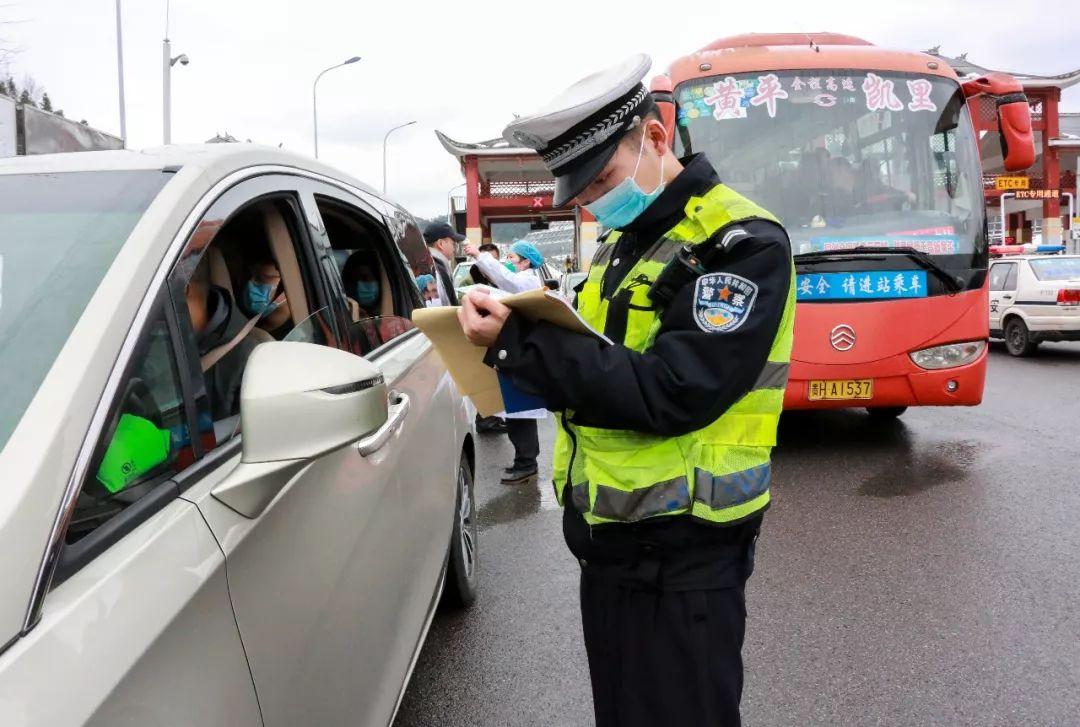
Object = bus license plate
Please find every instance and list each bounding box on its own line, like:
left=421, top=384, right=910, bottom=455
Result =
left=808, top=379, right=873, bottom=401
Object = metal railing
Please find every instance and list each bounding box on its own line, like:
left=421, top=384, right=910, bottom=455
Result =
left=484, top=180, right=555, bottom=198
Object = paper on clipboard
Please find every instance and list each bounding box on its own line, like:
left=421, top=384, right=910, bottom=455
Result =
left=411, top=288, right=610, bottom=417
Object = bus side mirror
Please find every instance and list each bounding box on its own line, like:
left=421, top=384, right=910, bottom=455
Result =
left=650, top=75, right=676, bottom=149
left=961, top=72, right=1035, bottom=172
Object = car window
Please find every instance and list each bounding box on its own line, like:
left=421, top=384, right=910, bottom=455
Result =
left=67, top=304, right=188, bottom=545
left=989, top=263, right=1012, bottom=291
left=1003, top=263, right=1019, bottom=291
left=172, top=192, right=336, bottom=448
left=1029, top=257, right=1080, bottom=281
left=314, top=195, right=417, bottom=356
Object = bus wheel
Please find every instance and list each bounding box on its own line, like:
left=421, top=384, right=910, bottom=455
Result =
left=866, top=406, right=907, bottom=419
left=1004, top=318, right=1038, bottom=357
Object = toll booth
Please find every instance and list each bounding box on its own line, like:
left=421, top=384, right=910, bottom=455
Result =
left=436, top=130, right=599, bottom=267
left=929, top=50, right=1080, bottom=247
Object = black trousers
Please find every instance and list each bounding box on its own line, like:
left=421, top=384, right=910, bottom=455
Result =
left=579, top=542, right=755, bottom=727
left=505, top=417, right=539, bottom=470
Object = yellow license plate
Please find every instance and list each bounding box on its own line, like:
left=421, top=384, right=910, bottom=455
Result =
left=807, top=379, right=873, bottom=401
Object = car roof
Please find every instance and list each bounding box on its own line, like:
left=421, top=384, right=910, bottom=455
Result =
left=993, top=255, right=1080, bottom=262
left=0, top=143, right=382, bottom=198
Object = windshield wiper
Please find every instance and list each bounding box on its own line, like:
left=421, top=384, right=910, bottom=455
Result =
left=794, top=246, right=964, bottom=293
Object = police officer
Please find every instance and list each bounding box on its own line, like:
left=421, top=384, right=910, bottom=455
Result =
left=458, top=54, right=795, bottom=726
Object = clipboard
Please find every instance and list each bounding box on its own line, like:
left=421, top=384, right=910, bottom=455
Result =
left=411, top=288, right=610, bottom=417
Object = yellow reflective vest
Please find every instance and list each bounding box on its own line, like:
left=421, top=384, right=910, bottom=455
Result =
left=552, top=183, right=796, bottom=527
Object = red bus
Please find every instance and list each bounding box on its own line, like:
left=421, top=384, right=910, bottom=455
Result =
left=651, top=33, right=1034, bottom=418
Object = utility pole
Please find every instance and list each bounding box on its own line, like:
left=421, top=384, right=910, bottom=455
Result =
left=115, top=0, right=127, bottom=147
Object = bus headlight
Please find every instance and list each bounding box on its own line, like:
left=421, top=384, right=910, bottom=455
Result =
left=909, top=340, right=986, bottom=370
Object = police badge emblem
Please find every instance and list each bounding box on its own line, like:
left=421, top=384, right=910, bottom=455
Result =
left=693, top=272, right=758, bottom=333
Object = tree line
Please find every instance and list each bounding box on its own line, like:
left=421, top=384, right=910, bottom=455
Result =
left=0, top=73, right=63, bottom=116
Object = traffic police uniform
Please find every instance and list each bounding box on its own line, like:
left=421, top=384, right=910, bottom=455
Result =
left=494, top=55, right=795, bottom=726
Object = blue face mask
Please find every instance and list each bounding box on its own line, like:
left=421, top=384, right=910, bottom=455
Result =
left=584, top=130, right=666, bottom=230
left=242, top=280, right=280, bottom=317
left=355, top=281, right=379, bottom=307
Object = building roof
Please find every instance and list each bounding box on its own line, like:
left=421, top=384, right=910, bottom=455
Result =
left=435, top=130, right=535, bottom=158
left=926, top=49, right=1080, bottom=90
left=522, top=221, right=575, bottom=257
left=205, top=132, right=240, bottom=143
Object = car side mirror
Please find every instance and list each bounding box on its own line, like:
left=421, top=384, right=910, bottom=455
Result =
left=239, top=341, right=387, bottom=463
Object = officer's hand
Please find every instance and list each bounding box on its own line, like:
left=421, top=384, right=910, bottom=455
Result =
left=458, top=290, right=509, bottom=348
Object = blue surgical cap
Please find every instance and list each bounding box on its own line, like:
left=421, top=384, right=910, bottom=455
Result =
left=416, top=274, right=435, bottom=289
left=510, top=240, right=543, bottom=269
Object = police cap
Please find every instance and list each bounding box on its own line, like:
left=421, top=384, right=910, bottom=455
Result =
left=502, top=54, right=654, bottom=208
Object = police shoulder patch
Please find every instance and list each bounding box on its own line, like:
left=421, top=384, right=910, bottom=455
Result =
left=693, top=272, right=759, bottom=333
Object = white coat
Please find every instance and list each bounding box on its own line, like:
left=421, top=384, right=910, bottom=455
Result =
left=471, top=254, right=547, bottom=420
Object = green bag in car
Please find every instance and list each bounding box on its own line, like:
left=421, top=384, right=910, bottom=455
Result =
left=96, top=413, right=171, bottom=494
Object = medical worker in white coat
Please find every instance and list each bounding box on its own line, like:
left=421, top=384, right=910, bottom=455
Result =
left=463, top=239, right=547, bottom=484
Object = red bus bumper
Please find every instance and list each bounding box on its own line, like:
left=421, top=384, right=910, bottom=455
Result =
left=782, top=288, right=988, bottom=410
left=784, top=349, right=987, bottom=409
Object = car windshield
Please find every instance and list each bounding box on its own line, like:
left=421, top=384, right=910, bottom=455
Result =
left=453, top=263, right=473, bottom=288
left=674, top=70, right=986, bottom=266
left=0, top=170, right=170, bottom=454
left=1028, top=257, right=1080, bottom=281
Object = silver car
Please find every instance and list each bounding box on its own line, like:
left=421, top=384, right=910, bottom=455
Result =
left=0, top=145, right=478, bottom=726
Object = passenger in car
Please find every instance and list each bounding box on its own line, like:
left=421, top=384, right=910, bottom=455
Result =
left=416, top=274, right=440, bottom=307
left=239, top=257, right=292, bottom=338
left=186, top=254, right=260, bottom=420
left=342, top=250, right=382, bottom=318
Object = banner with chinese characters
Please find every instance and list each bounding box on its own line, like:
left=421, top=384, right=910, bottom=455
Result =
left=796, top=270, right=929, bottom=301
left=806, top=235, right=959, bottom=255
left=1014, top=189, right=1059, bottom=201
left=994, top=177, right=1030, bottom=190
left=677, top=71, right=944, bottom=125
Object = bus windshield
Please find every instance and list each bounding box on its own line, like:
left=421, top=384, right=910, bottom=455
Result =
left=673, top=70, right=986, bottom=266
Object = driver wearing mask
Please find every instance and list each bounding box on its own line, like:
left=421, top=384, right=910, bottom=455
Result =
left=240, top=258, right=291, bottom=337
left=188, top=253, right=259, bottom=420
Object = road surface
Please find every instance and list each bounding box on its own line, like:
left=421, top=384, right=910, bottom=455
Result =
left=396, top=341, right=1080, bottom=726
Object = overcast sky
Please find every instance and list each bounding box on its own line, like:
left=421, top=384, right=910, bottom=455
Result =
left=2, top=0, right=1077, bottom=217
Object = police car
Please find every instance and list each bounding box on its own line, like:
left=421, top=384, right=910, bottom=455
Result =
left=988, top=253, right=1080, bottom=356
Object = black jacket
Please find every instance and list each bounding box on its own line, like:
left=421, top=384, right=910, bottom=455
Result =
left=197, top=286, right=259, bottom=421
left=485, top=155, right=792, bottom=562
left=431, top=253, right=458, bottom=306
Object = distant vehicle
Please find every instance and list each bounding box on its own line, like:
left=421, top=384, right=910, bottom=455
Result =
left=453, top=259, right=561, bottom=295
left=653, top=32, right=1035, bottom=418
left=560, top=271, right=588, bottom=302
left=988, top=254, right=1080, bottom=356
left=0, top=144, right=478, bottom=726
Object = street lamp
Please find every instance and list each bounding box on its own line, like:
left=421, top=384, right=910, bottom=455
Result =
left=162, top=38, right=189, bottom=144
left=447, top=182, right=466, bottom=223
left=382, top=120, right=416, bottom=194
left=312, top=56, right=361, bottom=159
left=115, top=0, right=126, bottom=147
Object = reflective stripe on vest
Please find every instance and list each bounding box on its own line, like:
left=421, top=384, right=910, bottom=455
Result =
left=552, top=182, right=796, bottom=527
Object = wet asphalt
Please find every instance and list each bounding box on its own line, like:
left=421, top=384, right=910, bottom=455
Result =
left=395, top=341, right=1080, bottom=727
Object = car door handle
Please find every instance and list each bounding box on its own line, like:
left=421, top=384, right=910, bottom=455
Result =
left=1002, top=294, right=1013, bottom=299
left=357, top=392, right=410, bottom=456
